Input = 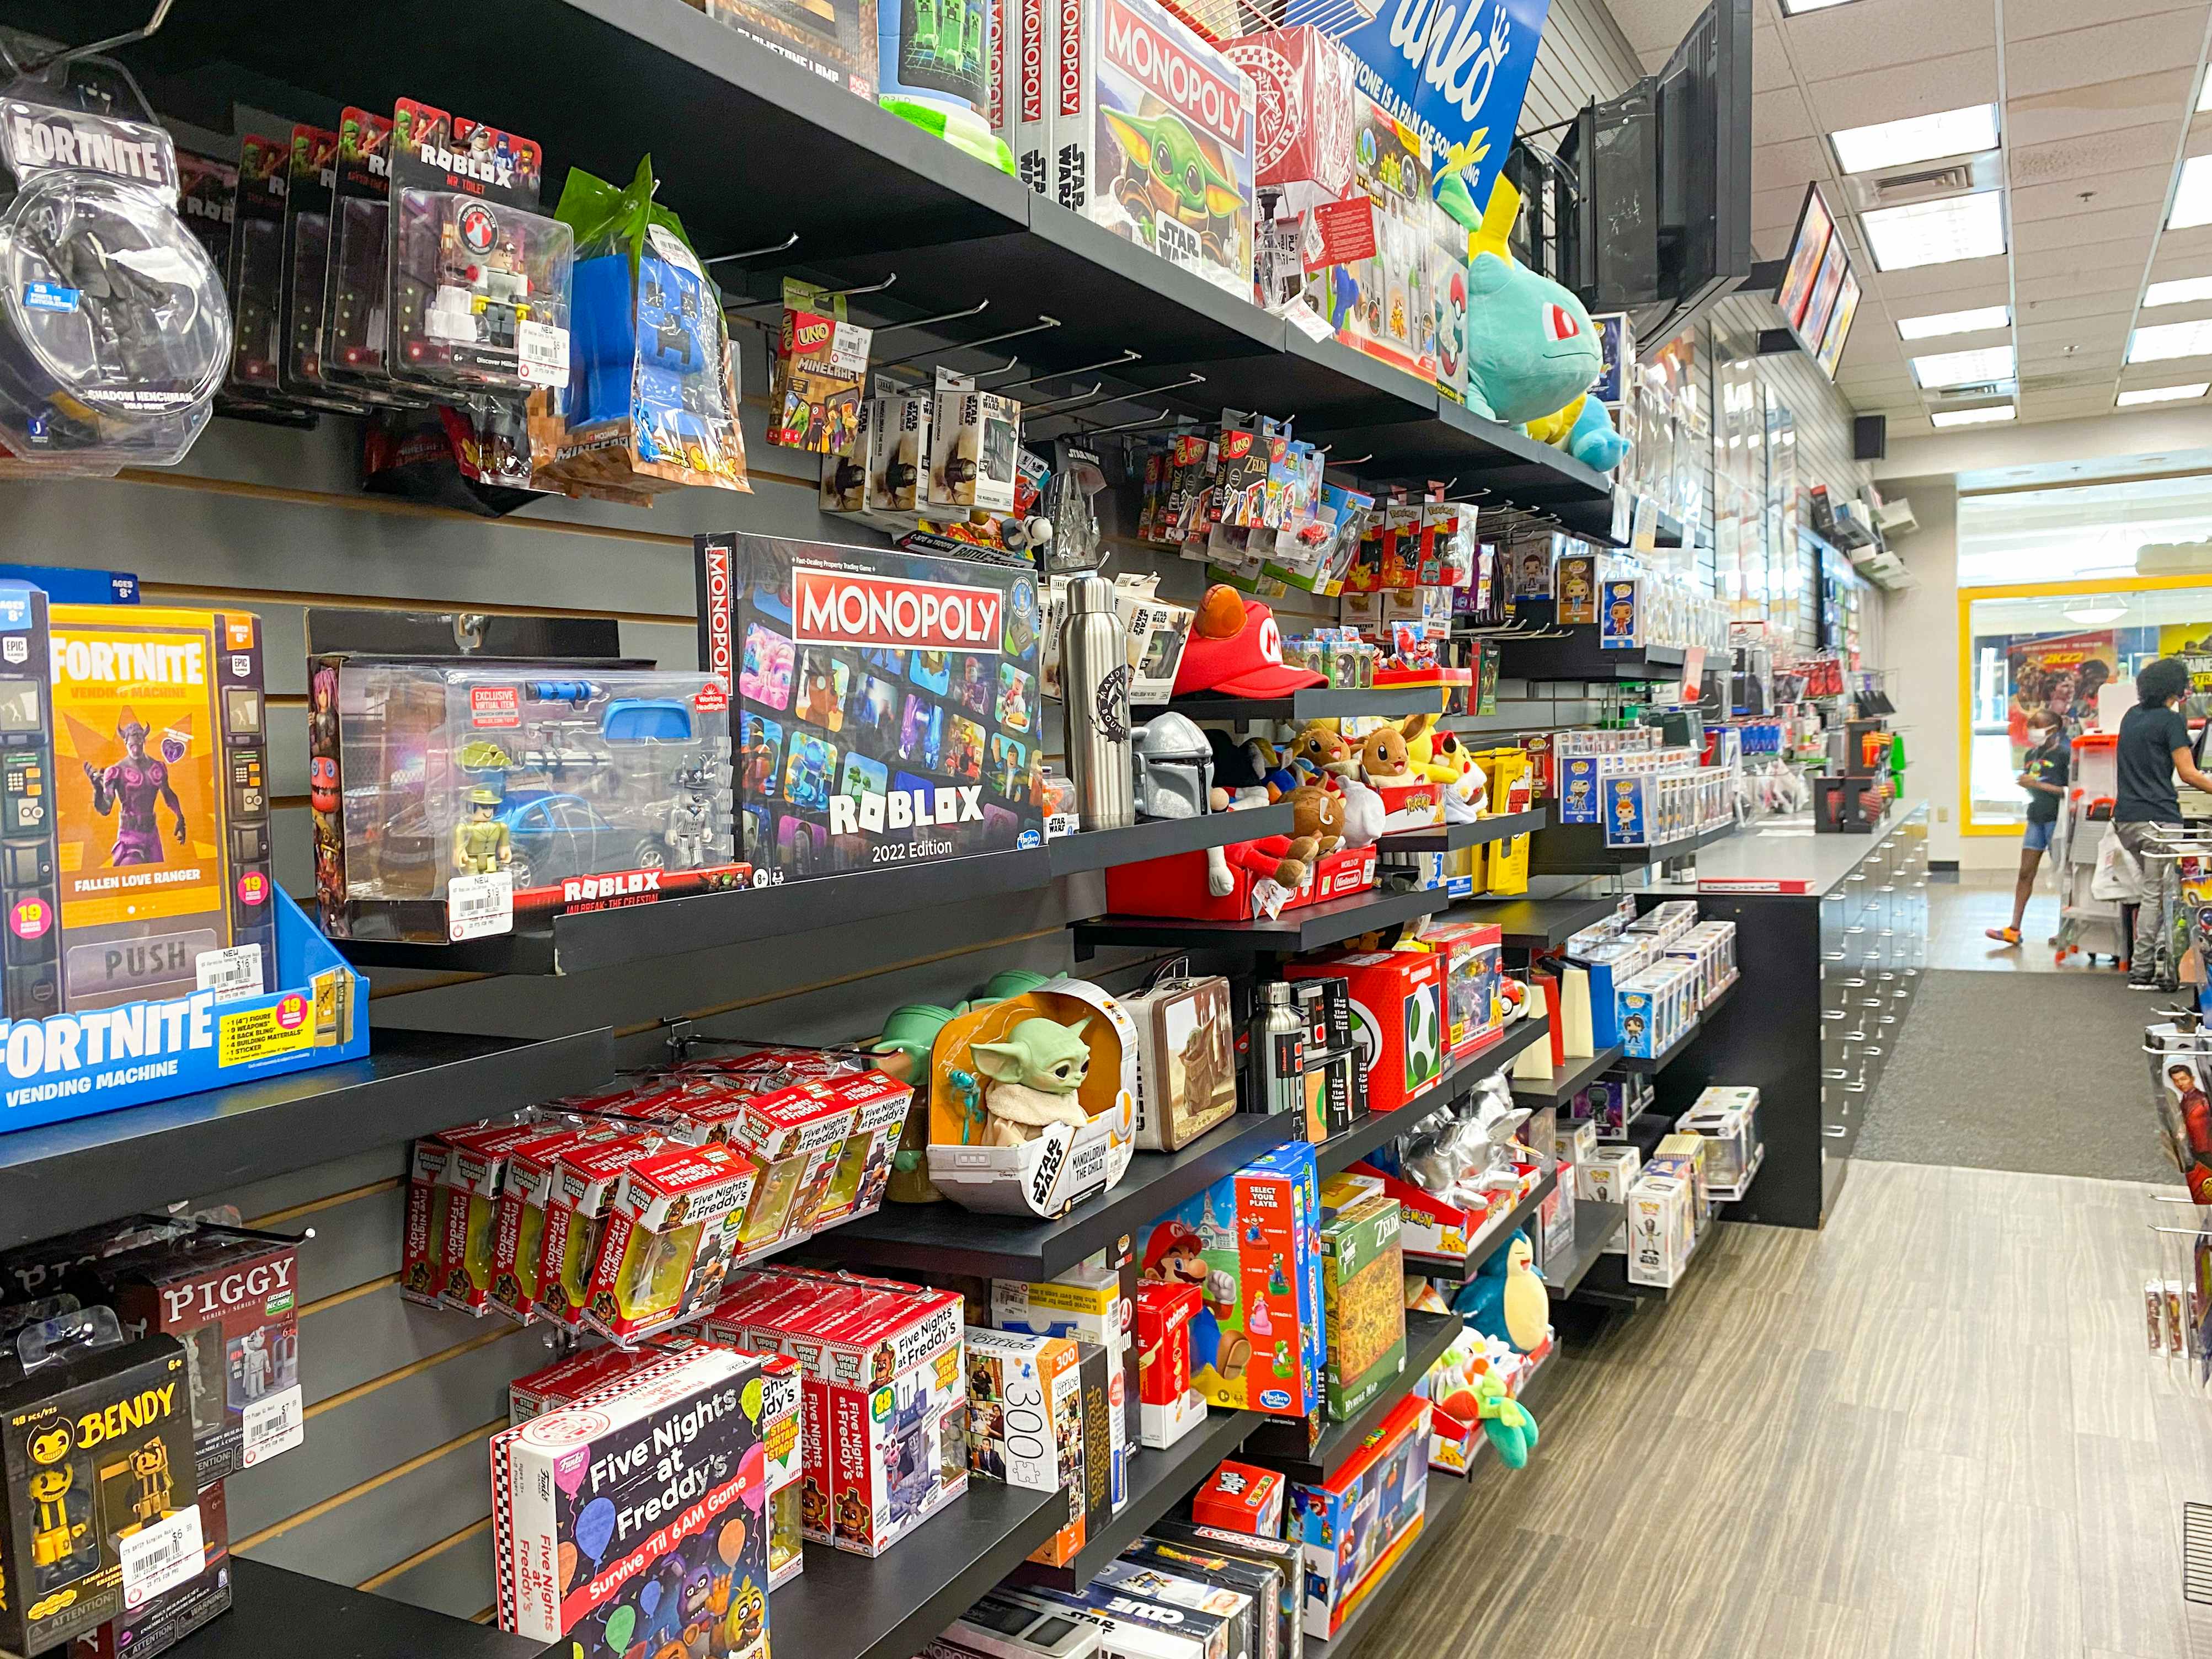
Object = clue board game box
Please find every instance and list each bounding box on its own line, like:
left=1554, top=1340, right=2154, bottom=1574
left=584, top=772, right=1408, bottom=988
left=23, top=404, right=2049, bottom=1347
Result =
left=696, top=533, right=1045, bottom=884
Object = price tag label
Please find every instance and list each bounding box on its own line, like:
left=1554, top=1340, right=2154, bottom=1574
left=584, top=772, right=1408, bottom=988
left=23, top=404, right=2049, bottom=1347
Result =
left=826, top=320, right=874, bottom=377
left=195, top=943, right=265, bottom=1003
left=243, top=1383, right=304, bottom=1467
left=448, top=871, right=514, bottom=941
left=517, top=320, right=570, bottom=387
left=120, top=1505, right=204, bottom=1608
left=1276, top=302, right=1336, bottom=342
left=1632, top=495, right=1659, bottom=552
left=1250, top=877, right=1291, bottom=920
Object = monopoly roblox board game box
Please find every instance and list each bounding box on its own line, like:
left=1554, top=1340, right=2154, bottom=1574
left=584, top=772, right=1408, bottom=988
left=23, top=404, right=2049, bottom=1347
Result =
left=695, top=534, right=1044, bottom=884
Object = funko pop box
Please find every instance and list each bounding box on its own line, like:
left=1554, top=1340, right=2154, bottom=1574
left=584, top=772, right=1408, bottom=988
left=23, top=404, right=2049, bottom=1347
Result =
left=694, top=532, right=1045, bottom=888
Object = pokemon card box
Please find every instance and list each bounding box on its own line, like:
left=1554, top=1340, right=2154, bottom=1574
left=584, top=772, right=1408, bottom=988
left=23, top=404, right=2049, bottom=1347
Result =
left=47, top=606, right=274, bottom=1014
left=694, top=533, right=1044, bottom=885
left=491, top=1346, right=770, bottom=1659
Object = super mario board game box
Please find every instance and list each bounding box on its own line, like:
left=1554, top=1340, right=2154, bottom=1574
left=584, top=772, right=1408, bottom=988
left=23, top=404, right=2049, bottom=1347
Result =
left=0, top=1315, right=197, bottom=1658
left=694, top=533, right=1045, bottom=885
left=491, top=1346, right=771, bottom=1659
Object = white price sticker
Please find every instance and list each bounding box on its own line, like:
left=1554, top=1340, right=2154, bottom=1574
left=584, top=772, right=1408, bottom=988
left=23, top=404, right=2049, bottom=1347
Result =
left=195, top=943, right=264, bottom=1003
left=1278, top=302, right=1335, bottom=343
left=447, top=870, right=514, bottom=941
left=826, top=320, right=874, bottom=377
left=242, top=1383, right=304, bottom=1467
left=517, top=320, right=570, bottom=387
left=120, top=1504, right=204, bottom=1608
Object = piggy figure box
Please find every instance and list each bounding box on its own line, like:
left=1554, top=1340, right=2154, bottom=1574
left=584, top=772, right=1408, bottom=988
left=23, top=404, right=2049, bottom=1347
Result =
left=1284, top=952, right=1445, bottom=1114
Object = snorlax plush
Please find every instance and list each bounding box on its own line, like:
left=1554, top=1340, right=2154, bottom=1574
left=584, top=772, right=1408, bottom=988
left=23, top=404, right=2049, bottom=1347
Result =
left=1454, top=176, right=1604, bottom=426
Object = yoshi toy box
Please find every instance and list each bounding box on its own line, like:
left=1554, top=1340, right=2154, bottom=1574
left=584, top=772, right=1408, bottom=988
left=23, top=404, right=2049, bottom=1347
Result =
left=925, top=977, right=1136, bottom=1218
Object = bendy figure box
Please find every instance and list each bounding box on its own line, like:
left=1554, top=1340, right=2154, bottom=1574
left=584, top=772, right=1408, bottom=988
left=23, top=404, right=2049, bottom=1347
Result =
left=0, top=1312, right=196, bottom=1658
left=694, top=533, right=1044, bottom=886
left=308, top=609, right=744, bottom=945
left=922, top=977, right=1136, bottom=1218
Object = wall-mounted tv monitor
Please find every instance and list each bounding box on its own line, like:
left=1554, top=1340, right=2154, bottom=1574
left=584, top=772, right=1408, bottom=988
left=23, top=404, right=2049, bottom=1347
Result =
left=1774, top=184, right=1836, bottom=332
left=1650, top=0, right=1755, bottom=335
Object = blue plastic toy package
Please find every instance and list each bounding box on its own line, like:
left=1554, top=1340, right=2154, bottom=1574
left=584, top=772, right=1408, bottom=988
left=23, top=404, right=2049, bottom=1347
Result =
left=529, top=160, right=751, bottom=501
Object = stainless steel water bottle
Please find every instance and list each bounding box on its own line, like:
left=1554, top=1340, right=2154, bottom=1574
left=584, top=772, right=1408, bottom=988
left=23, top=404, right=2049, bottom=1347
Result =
left=1252, top=980, right=1307, bottom=1117
left=1062, top=575, right=1135, bottom=831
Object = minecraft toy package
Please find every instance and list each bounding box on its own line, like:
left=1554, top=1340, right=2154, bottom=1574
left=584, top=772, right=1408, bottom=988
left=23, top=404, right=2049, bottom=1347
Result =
left=1067, top=0, right=1257, bottom=298
left=491, top=1346, right=771, bottom=1659
left=1135, top=1143, right=1322, bottom=1418
left=0, top=1312, right=197, bottom=1658
left=48, top=605, right=275, bottom=1013
left=695, top=533, right=1045, bottom=886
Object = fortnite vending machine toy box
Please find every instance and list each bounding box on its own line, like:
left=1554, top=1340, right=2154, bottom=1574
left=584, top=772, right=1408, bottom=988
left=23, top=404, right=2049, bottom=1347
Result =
left=1065, top=0, right=1257, bottom=299
left=696, top=533, right=1045, bottom=886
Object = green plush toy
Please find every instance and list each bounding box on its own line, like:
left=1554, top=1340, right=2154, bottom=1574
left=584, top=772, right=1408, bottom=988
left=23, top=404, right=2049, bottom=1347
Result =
left=1473, top=1371, right=1541, bottom=1469
left=1459, top=178, right=1604, bottom=426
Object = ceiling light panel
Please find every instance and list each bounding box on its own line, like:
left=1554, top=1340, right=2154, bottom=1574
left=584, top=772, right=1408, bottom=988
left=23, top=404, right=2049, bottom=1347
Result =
left=1912, top=346, right=2016, bottom=388
left=1780, top=0, right=1858, bottom=11
left=1862, top=191, right=2006, bottom=272
left=2130, top=319, right=2212, bottom=362
left=2117, top=383, right=2210, bottom=405
left=1831, top=105, right=2000, bottom=175
left=2145, top=277, right=2212, bottom=309
left=2170, top=154, right=2212, bottom=231
left=1930, top=405, right=2016, bottom=427
left=1896, top=305, right=2011, bottom=340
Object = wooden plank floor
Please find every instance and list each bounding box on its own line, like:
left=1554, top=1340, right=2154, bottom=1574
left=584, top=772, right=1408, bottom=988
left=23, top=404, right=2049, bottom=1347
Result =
left=1360, top=1162, right=2212, bottom=1659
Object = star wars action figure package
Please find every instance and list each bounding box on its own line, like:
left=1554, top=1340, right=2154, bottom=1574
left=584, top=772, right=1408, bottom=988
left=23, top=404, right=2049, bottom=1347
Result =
left=92, top=1229, right=300, bottom=1487
left=491, top=1345, right=770, bottom=1659
left=307, top=607, right=741, bottom=944
left=386, top=100, right=572, bottom=399
left=1061, top=0, right=1257, bottom=299
left=0, top=1309, right=196, bottom=1658
left=695, top=532, right=1045, bottom=887
left=926, top=370, right=1019, bottom=515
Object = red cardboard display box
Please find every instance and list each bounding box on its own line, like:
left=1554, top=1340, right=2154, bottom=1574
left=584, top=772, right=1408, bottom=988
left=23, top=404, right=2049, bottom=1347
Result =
left=1105, top=843, right=1376, bottom=922
left=1192, top=1459, right=1286, bottom=1535
left=1284, top=951, right=1446, bottom=1112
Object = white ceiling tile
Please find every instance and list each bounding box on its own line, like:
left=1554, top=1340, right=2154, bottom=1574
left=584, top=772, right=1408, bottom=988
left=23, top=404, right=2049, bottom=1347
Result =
left=1862, top=254, right=2011, bottom=303
left=2012, top=206, right=2159, bottom=257
left=1804, top=51, right=2002, bottom=134
left=2006, top=67, right=2194, bottom=149
left=1753, top=23, right=1795, bottom=93
left=1786, top=0, right=1996, bottom=82
left=2013, top=243, right=2158, bottom=285
left=1601, top=0, right=1726, bottom=57
left=2006, top=0, right=2205, bottom=42
left=2008, top=164, right=2178, bottom=223
left=1752, top=137, right=1832, bottom=194
left=2148, top=246, right=2212, bottom=282
left=2010, top=125, right=2187, bottom=193
left=2005, top=9, right=2209, bottom=100
left=2017, top=290, right=2149, bottom=325
left=1754, top=85, right=1816, bottom=147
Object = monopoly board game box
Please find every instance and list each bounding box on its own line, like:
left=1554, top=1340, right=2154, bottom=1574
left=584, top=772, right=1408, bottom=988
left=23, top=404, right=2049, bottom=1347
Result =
left=1065, top=0, right=1257, bottom=298
left=696, top=533, right=1045, bottom=885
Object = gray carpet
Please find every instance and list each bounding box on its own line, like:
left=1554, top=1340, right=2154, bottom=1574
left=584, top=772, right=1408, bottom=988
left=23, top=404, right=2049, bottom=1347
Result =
left=1855, top=968, right=2180, bottom=1183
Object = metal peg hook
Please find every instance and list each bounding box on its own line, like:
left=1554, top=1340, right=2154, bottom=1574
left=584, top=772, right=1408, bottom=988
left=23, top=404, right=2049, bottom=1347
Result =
left=1089, top=409, right=1178, bottom=436
left=877, top=314, right=1062, bottom=370
left=22, top=0, right=174, bottom=71
left=730, top=271, right=900, bottom=311
left=1035, top=374, right=1209, bottom=423
left=1022, top=382, right=1105, bottom=415
left=993, top=349, right=1142, bottom=393
left=703, top=232, right=799, bottom=267
left=869, top=298, right=991, bottom=336
left=1327, top=453, right=1373, bottom=468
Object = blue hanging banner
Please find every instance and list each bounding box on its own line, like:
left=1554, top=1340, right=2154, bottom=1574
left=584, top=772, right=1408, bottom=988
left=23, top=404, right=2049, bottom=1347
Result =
left=1284, top=0, right=1552, bottom=211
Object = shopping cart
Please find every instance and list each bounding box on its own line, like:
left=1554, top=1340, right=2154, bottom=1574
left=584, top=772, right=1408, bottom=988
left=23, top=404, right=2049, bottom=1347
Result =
left=2054, top=788, right=2127, bottom=967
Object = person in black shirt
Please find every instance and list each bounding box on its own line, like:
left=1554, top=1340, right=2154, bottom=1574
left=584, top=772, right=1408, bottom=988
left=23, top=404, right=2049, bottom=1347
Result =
left=1987, top=705, right=2069, bottom=946
left=2114, top=657, right=2212, bottom=987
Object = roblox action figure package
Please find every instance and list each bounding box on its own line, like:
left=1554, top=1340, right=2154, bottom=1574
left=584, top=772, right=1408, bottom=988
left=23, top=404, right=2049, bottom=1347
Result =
left=386, top=99, right=572, bottom=398
left=695, top=532, right=1045, bottom=886
left=318, top=108, right=412, bottom=406
left=491, top=1346, right=771, bottom=1659
left=0, top=1310, right=196, bottom=1658
left=307, top=607, right=742, bottom=944
left=1066, top=0, right=1256, bottom=298
left=223, top=135, right=287, bottom=404
left=276, top=125, right=370, bottom=415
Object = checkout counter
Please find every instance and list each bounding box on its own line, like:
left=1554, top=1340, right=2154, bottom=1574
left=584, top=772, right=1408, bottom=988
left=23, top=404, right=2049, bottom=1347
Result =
left=1640, top=800, right=1929, bottom=1228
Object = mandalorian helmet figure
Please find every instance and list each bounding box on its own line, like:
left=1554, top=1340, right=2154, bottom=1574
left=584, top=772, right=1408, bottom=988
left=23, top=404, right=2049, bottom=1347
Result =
left=1130, top=711, right=1214, bottom=821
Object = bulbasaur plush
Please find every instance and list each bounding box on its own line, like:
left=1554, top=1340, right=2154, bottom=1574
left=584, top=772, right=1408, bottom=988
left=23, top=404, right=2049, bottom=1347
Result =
left=1454, top=176, right=1604, bottom=426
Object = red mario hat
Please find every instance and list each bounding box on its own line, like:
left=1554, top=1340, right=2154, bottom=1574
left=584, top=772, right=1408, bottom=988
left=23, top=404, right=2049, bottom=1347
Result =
left=1171, top=586, right=1327, bottom=700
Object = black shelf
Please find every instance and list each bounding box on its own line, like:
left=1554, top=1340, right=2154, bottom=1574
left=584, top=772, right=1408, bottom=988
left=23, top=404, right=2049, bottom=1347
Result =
left=1527, top=820, right=1736, bottom=877
left=1539, top=1199, right=1622, bottom=1300
left=778, top=1480, right=1067, bottom=1659
left=1490, top=609, right=1692, bottom=685
left=335, top=849, right=1055, bottom=975
left=1405, top=1167, right=1561, bottom=1285
left=1613, top=974, right=1738, bottom=1075
left=1166, top=687, right=1442, bottom=723
left=1011, top=1406, right=1255, bottom=1591
left=1509, top=1045, right=1625, bottom=1107
left=824, top=1111, right=1294, bottom=1280
left=1242, top=1310, right=1461, bottom=1480
left=1304, top=1453, right=1471, bottom=1656
left=177, top=1561, right=539, bottom=1659
left=1375, top=807, right=1548, bottom=855
left=1073, top=884, right=1454, bottom=959
left=1572, top=1208, right=1713, bottom=1307
left=0, top=1027, right=613, bottom=1251
left=1449, top=894, right=1619, bottom=951
left=1313, top=1016, right=1552, bottom=1178
left=1048, top=806, right=1296, bottom=877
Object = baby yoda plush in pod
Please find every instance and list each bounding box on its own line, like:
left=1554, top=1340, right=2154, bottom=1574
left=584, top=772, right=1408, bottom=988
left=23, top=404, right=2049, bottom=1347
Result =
left=925, top=978, right=1140, bottom=1217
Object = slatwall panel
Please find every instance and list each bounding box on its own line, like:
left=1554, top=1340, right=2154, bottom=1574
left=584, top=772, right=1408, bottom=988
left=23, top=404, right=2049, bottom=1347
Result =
left=1520, top=0, right=1644, bottom=127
